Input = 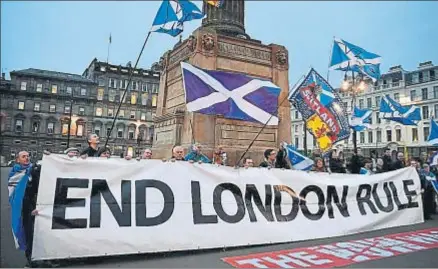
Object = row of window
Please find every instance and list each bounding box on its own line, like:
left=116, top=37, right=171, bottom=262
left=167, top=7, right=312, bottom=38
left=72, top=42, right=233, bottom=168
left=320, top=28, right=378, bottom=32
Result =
left=20, top=81, right=88, bottom=95
left=13, top=119, right=154, bottom=140
left=105, top=78, right=159, bottom=93
left=96, top=88, right=157, bottom=106
left=17, top=101, right=85, bottom=114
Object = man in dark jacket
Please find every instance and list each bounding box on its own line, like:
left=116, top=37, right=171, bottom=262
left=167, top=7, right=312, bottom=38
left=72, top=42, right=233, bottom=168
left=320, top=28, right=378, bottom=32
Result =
left=391, top=151, right=405, bottom=170
left=80, top=133, right=100, bottom=157
left=349, top=148, right=364, bottom=174
left=381, top=148, right=392, bottom=172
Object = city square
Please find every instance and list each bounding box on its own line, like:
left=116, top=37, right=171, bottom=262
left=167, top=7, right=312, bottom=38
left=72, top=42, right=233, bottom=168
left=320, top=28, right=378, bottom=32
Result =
left=1, top=0, right=438, bottom=268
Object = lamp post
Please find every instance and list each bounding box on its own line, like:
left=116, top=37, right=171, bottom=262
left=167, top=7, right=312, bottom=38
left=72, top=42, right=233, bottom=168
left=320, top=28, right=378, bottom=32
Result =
left=66, top=91, right=74, bottom=149
left=339, top=73, right=367, bottom=153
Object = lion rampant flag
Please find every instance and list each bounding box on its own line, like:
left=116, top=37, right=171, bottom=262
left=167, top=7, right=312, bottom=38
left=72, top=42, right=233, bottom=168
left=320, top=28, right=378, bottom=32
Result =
left=307, top=114, right=333, bottom=151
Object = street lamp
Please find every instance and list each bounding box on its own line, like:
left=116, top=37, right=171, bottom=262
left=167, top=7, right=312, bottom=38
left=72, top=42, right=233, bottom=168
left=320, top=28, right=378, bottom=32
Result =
left=339, top=73, right=368, bottom=153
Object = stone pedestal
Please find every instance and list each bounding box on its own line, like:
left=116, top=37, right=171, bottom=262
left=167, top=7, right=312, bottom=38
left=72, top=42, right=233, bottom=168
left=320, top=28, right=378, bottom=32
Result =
left=152, top=29, right=291, bottom=165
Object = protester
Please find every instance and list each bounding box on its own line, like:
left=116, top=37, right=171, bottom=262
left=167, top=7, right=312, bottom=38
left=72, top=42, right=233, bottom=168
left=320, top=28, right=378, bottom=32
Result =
left=64, top=147, right=80, bottom=158
left=328, top=149, right=346, bottom=173
left=375, top=158, right=384, bottom=173
left=142, top=149, right=152, bottom=160
left=80, top=133, right=100, bottom=157
left=311, top=157, right=326, bottom=172
left=348, top=148, right=364, bottom=174
left=185, top=143, right=211, bottom=163
left=391, top=151, right=405, bottom=170
left=360, top=158, right=374, bottom=175
left=97, top=147, right=111, bottom=158
left=242, top=157, right=254, bottom=168
left=212, top=147, right=227, bottom=165
left=420, top=163, right=436, bottom=220
left=381, top=148, right=392, bottom=172
left=259, top=149, right=277, bottom=168
left=171, top=145, right=186, bottom=161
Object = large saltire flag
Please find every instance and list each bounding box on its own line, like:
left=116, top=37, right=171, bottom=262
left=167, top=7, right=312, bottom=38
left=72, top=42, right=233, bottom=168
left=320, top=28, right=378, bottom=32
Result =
left=181, top=62, right=281, bottom=125
left=379, top=95, right=421, bottom=125
left=206, top=0, right=224, bottom=8
left=151, top=0, right=204, bottom=37
left=289, top=69, right=350, bottom=152
left=427, top=118, right=438, bottom=145
left=350, top=106, right=372, bottom=131
left=8, top=164, right=33, bottom=251
left=284, top=144, right=314, bottom=171
left=329, top=37, right=382, bottom=82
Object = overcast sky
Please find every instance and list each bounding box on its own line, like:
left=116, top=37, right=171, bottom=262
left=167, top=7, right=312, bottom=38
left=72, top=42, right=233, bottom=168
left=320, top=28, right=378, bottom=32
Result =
left=2, top=1, right=437, bottom=87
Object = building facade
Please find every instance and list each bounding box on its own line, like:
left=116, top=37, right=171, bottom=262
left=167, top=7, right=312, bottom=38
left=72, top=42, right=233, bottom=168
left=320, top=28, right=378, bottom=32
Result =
left=0, top=59, right=160, bottom=162
left=291, top=60, right=438, bottom=158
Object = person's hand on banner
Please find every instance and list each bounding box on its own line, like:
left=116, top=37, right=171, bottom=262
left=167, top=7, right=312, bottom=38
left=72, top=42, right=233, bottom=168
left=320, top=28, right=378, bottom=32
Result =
left=31, top=209, right=39, bottom=216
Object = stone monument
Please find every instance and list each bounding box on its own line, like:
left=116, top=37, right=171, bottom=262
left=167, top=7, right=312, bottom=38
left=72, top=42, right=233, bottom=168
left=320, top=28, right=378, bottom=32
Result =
left=152, top=0, right=291, bottom=165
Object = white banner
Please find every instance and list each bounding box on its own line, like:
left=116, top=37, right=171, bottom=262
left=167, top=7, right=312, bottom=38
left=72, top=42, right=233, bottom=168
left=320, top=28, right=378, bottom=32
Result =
left=32, top=154, right=424, bottom=261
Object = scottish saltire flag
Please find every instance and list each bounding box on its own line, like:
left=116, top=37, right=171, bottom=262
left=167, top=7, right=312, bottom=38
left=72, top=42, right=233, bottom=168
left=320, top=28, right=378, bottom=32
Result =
left=432, top=180, right=438, bottom=195
left=379, top=95, right=421, bottom=125
left=206, top=0, right=224, bottom=7
left=350, top=107, right=372, bottom=131
left=181, top=62, right=281, bottom=125
left=284, top=144, right=314, bottom=171
left=430, top=151, right=438, bottom=166
left=289, top=68, right=350, bottom=152
left=8, top=164, right=33, bottom=251
left=151, top=0, right=204, bottom=37
left=427, top=118, right=438, bottom=145
left=329, top=38, right=381, bottom=82
left=360, top=167, right=371, bottom=175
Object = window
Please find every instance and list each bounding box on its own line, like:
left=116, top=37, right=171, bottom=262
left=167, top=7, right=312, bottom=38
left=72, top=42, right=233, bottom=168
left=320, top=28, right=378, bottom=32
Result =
left=294, top=110, right=299, bottom=119
left=107, top=128, right=111, bottom=137
left=97, top=88, right=104, bottom=100
left=49, top=105, right=56, bottom=113
left=412, top=128, right=418, bottom=142
left=47, top=123, right=54, bottom=134
left=32, top=122, right=39, bottom=133
left=434, top=86, right=438, bottom=99
left=358, top=99, right=364, bottom=109
left=109, top=78, right=117, bottom=88
left=366, top=98, right=372, bottom=108
left=131, top=92, right=137, bottom=104
left=152, top=84, right=159, bottom=94
left=75, top=143, right=82, bottom=148
left=96, top=107, right=103, bottom=116
left=422, top=106, right=429, bottom=119
left=396, top=129, right=401, bottom=142
left=51, top=85, right=58, bottom=94
left=66, top=87, right=72, bottom=95
left=128, top=129, right=134, bottom=140
left=359, top=132, right=365, bottom=143
left=36, top=83, right=43, bottom=92
left=119, top=79, right=126, bottom=89
left=368, top=131, right=373, bottom=143
left=64, top=105, right=71, bottom=114
left=108, top=108, right=114, bottom=117
left=132, top=81, right=138, bottom=91
left=62, top=123, right=69, bottom=136
left=94, top=126, right=101, bottom=137
left=142, top=83, right=147, bottom=92
left=117, top=127, right=123, bottom=138
left=81, top=88, right=87, bottom=96
left=98, top=79, right=105, bottom=87
left=15, top=119, right=23, bottom=132
left=120, top=90, right=126, bottom=102
left=422, top=88, right=428, bottom=100
left=375, top=96, right=381, bottom=107
left=141, top=93, right=148, bottom=106
left=18, top=101, right=25, bottom=110
left=393, top=93, right=400, bottom=102
left=343, top=102, right=348, bottom=110
left=377, top=130, right=382, bottom=143
left=424, top=127, right=430, bottom=142
left=130, top=111, right=136, bottom=119
left=34, top=103, right=40, bottom=111
left=141, top=113, right=146, bottom=121
left=21, top=81, right=27, bottom=91
left=109, top=89, right=116, bottom=102
left=152, top=95, right=157, bottom=107
left=79, top=107, right=85, bottom=115
left=76, top=124, right=84, bottom=137
left=386, top=130, right=392, bottom=142
left=294, top=137, right=299, bottom=148
left=410, top=90, right=416, bottom=101
left=119, top=110, right=125, bottom=118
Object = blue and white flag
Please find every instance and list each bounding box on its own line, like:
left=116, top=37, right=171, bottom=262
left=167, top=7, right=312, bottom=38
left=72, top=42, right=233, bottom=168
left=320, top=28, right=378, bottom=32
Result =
left=181, top=62, right=281, bottom=125
left=329, top=37, right=381, bottom=82
left=350, top=107, right=372, bottom=131
left=284, top=144, right=314, bottom=171
left=427, top=118, right=438, bottom=145
left=8, top=163, right=33, bottom=251
left=360, top=167, right=371, bottom=175
left=379, top=94, right=421, bottom=125
left=432, top=180, right=438, bottom=195
left=151, top=0, right=204, bottom=37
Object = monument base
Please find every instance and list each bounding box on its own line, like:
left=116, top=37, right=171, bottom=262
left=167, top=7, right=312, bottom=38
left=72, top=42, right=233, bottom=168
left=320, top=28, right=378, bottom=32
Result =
left=152, top=28, right=291, bottom=166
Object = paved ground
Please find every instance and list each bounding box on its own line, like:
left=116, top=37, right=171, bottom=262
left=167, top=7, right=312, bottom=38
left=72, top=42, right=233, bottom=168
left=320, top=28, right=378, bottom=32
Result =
left=1, top=167, right=437, bottom=268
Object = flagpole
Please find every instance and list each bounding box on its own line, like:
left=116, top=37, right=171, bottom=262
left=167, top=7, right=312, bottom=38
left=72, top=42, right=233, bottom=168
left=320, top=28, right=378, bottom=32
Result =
left=235, top=75, right=306, bottom=167
left=103, top=31, right=152, bottom=150
left=107, top=33, right=111, bottom=64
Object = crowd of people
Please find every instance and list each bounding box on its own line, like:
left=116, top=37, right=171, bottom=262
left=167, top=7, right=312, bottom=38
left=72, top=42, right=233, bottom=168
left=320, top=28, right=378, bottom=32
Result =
left=7, top=133, right=438, bottom=267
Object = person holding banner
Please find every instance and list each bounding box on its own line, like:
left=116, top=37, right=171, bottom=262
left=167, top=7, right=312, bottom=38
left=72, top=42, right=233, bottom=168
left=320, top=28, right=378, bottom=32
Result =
left=185, top=143, right=211, bottom=163
left=171, top=145, right=186, bottom=161
left=311, top=157, right=326, bottom=172
left=259, top=149, right=277, bottom=168
left=80, top=133, right=100, bottom=158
